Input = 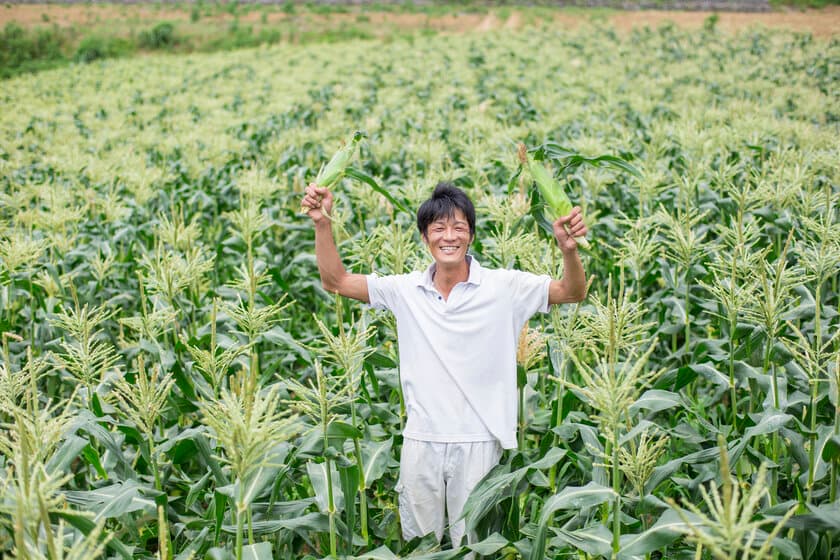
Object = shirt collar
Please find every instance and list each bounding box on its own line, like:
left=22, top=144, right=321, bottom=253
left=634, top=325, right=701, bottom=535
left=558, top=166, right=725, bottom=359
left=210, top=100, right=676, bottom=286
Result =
left=417, top=255, right=482, bottom=289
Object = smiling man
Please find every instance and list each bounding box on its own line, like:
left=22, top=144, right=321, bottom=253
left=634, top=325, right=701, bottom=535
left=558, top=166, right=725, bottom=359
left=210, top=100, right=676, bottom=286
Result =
left=301, top=181, right=587, bottom=552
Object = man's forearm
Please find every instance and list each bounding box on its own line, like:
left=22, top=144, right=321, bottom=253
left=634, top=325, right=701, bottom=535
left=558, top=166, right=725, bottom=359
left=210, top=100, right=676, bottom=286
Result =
left=314, top=220, right=347, bottom=292
left=562, top=250, right=586, bottom=299
left=559, top=249, right=587, bottom=301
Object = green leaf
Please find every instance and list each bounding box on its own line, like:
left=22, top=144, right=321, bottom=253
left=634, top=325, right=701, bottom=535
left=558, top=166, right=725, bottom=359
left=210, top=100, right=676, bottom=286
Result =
left=222, top=512, right=330, bottom=536
left=630, top=389, right=682, bottom=414
left=654, top=366, right=696, bottom=392
left=744, top=412, right=793, bottom=439
left=517, top=364, right=527, bottom=389
left=328, top=420, right=363, bottom=440
left=467, top=532, right=509, bottom=555
left=344, top=167, right=411, bottom=215
left=205, top=547, right=234, bottom=560
left=195, top=430, right=229, bottom=487
left=785, top=502, right=840, bottom=531
left=307, top=460, right=344, bottom=513
left=763, top=535, right=802, bottom=559
left=360, top=437, right=393, bottom=486
left=156, top=426, right=206, bottom=455
left=551, top=523, right=612, bottom=557
left=531, top=483, right=617, bottom=560
left=339, top=463, right=360, bottom=555
left=540, top=483, right=617, bottom=521
left=541, top=141, right=642, bottom=178
left=461, top=465, right=523, bottom=531
left=619, top=420, right=661, bottom=447
left=250, top=497, right=316, bottom=517
left=683, top=363, right=729, bottom=389
left=729, top=412, right=793, bottom=464
left=186, top=469, right=212, bottom=508
left=507, top=165, right=523, bottom=196
left=70, top=410, right=134, bottom=475
left=175, top=527, right=210, bottom=560
left=80, top=443, right=108, bottom=480
left=64, top=480, right=156, bottom=521
left=213, top=490, right=227, bottom=545
left=646, top=446, right=721, bottom=493
left=56, top=511, right=132, bottom=559
left=353, top=545, right=399, bottom=559
left=242, top=542, right=272, bottom=560
left=617, top=509, right=691, bottom=559
left=240, top=443, right=289, bottom=507
left=402, top=549, right=468, bottom=560
left=528, top=469, right=551, bottom=488
left=529, top=447, right=567, bottom=470
left=46, top=434, right=88, bottom=475
left=822, top=435, right=840, bottom=461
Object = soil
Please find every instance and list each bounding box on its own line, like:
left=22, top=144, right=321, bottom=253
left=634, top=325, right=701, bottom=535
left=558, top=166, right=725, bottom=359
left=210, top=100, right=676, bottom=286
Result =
left=2, top=4, right=838, bottom=38
left=605, top=7, right=840, bottom=37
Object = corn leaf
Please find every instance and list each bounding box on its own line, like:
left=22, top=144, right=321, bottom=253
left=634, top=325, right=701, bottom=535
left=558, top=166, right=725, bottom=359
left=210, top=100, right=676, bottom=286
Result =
left=45, top=434, right=89, bottom=475
left=242, top=542, right=272, bottom=560
left=307, top=459, right=345, bottom=512
left=616, top=509, right=694, bottom=559
left=550, top=523, right=613, bottom=557
left=64, top=480, right=157, bottom=521
left=629, top=389, right=682, bottom=414
left=530, top=483, right=617, bottom=560
left=339, top=463, right=360, bottom=556
left=239, top=443, right=289, bottom=507
left=360, top=437, right=394, bottom=486
left=56, top=510, right=133, bottom=560
left=353, top=546, right=400, bottom=560
left=343, top=167, right=411, bottom=215
left=541, top=142, right=642, bottom=178
left=467, top=532, right=509, bottom=555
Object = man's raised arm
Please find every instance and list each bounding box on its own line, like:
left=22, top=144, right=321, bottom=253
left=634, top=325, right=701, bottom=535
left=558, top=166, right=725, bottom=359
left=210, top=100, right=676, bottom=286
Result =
left=548, top=207, right=588, bottom=305
left=301, top=184, right=370, bottom=303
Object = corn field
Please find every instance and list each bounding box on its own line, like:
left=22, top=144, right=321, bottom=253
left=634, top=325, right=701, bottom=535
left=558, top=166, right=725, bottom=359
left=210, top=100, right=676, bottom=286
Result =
left=0, top=22, right=838, bottom=560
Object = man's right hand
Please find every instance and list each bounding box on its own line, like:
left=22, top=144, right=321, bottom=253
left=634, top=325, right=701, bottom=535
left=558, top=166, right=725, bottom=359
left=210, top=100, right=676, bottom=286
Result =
left=301, top=183, right=333, bottom=223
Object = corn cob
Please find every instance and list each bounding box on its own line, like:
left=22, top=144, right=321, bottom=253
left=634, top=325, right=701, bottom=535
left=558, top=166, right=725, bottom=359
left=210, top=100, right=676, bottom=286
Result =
left=518, top=143, right=590, bottom=250
left=301, top=132, right=364, bottom=215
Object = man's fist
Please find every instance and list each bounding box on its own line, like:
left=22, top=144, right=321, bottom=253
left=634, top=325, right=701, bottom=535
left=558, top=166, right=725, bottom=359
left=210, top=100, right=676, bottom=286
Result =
left=301, top=183, right=333, bottom=223
left=552, top=207, right=587, bottom=253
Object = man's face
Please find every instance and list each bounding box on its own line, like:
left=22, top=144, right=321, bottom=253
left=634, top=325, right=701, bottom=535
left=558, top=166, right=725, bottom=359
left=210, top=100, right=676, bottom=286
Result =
left=422, top=210, right=472, bottom=266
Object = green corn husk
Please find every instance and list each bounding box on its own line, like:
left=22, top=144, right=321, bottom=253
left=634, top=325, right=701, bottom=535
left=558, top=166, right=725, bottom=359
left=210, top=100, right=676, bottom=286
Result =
left=518, top=143, right=590, bottom=250
left=301, top=132, right=364, bottom=214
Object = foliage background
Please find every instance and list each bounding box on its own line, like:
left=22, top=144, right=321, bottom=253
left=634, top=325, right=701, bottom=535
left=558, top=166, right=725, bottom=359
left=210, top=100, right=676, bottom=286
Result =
left=0, top=13, right=839, bottom=560
left=2, top=1, right=839, bottom=78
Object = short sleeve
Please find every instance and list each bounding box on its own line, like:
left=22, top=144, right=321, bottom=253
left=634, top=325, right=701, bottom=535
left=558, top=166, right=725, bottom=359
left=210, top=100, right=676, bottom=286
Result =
left=509, top=269, right=552, bottom=325
left=366, top=273, right=402, bottom=312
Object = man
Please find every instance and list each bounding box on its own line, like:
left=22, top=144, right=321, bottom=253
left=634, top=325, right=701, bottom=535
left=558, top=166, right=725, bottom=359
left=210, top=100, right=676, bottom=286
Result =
left=301, top=181, right=587, bottom=551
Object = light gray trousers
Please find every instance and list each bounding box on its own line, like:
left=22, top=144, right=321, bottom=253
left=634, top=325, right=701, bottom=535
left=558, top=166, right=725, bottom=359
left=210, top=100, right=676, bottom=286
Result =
left=397, top=438, right=503, bottom=552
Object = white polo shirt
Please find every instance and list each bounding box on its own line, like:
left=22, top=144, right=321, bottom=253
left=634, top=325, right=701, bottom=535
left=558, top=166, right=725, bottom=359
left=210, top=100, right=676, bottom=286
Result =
left=367, top=256, right=551, bottom=449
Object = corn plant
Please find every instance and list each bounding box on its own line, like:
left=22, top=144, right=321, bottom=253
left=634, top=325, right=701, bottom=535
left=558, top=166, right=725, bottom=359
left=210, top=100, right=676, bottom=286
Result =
left=668, top=437, right=797, bottom=560
left=199, top=369, right=298, bottom=560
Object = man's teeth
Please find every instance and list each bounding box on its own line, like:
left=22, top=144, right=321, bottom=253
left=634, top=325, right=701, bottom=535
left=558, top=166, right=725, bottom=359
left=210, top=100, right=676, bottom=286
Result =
left=440, top=246, right=458, bottom=253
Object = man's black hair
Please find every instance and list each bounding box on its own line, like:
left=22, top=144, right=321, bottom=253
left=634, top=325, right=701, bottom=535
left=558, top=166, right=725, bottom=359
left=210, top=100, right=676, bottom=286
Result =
left=416, top=182, right=476, bottom=239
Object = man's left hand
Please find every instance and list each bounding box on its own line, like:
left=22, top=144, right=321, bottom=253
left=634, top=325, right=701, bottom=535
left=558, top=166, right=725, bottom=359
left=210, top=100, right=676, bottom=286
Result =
left=553, top=207, right=587, bottom=253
